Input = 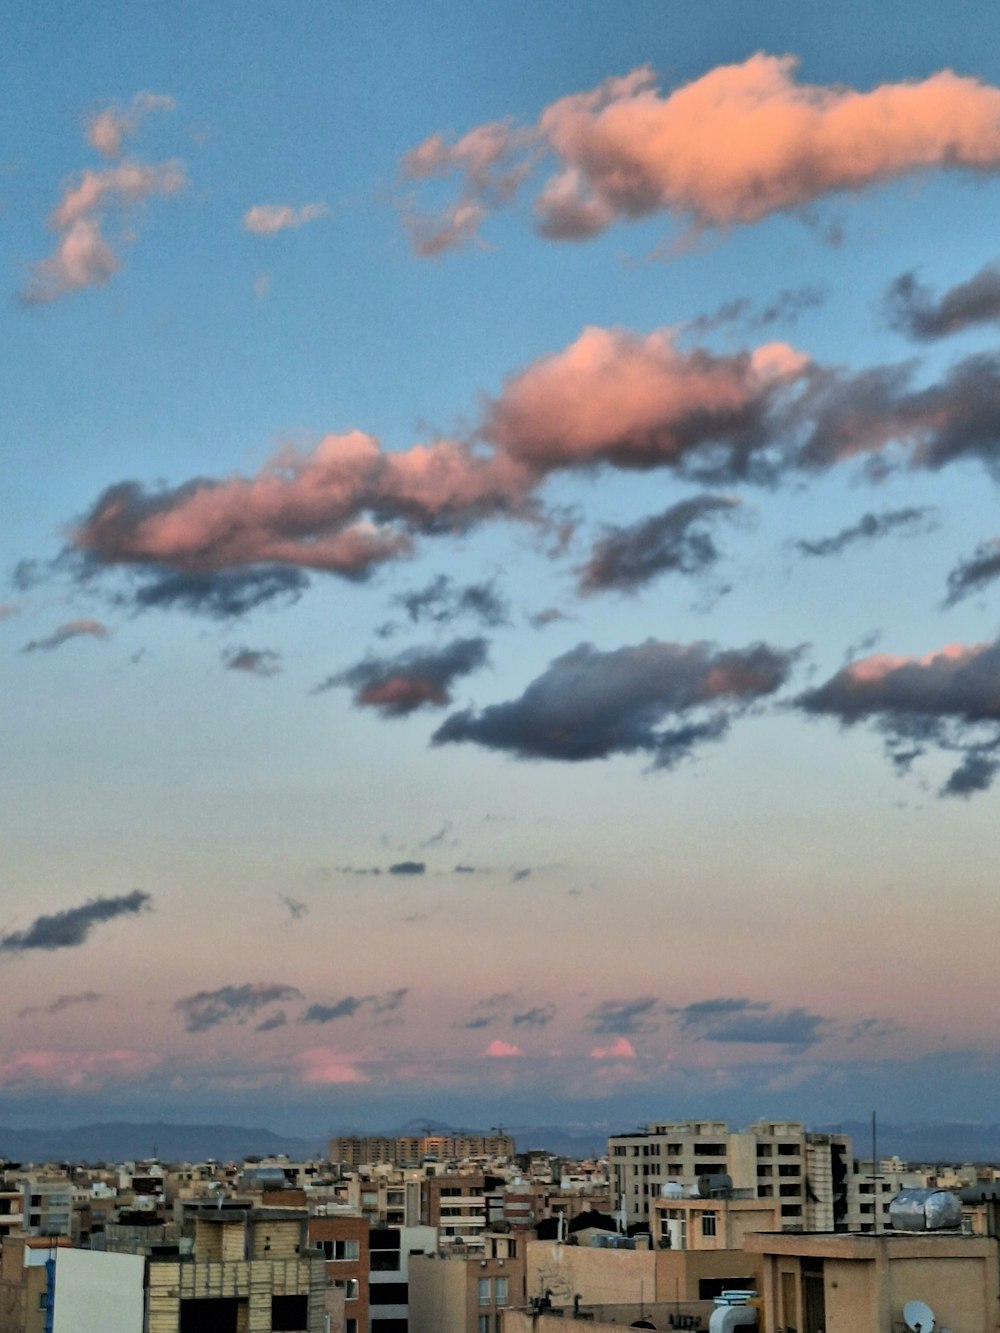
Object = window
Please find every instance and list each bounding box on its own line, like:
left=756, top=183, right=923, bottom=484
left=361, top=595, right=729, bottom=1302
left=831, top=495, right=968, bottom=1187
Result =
left=334, top=1279, right=360, bottom=1300
left=701, top=1213, right=717, bottom=1238
left=271, top=1295, right=308, bottom=1331
left=323, top=1238, right=359, bottom=1260
left=478, top=1277, right=492, bottom=1305
left=478, top=1318, right=490, bottom=1333
left=346, top=1324, right=357, bottom=1333
left=370, top=1283, right=408, bottom=1305
left=495, top=1277, right=508, bottom=1306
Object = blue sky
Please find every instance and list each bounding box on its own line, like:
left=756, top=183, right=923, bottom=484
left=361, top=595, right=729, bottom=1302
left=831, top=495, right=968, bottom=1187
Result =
left=6, top=1, right=1000, bottom=1136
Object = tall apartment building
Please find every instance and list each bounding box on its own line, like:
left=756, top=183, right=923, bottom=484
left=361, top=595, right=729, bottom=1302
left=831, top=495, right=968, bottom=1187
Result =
left=608, top=1119, right=853, bottom=1231
left=328, top=1135, right=515, bottom=1168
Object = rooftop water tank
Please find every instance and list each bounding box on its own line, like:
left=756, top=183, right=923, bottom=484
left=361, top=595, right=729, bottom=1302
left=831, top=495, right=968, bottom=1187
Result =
left=889, top=1189, right=962, bottom=1231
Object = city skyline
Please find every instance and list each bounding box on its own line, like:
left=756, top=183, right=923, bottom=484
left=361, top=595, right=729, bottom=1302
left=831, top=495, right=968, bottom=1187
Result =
left=6, top=0, right=1000, bottom=1135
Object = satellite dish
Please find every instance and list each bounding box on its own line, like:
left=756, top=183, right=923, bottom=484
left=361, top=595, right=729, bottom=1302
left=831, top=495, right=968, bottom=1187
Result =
left=903, top=1299, right=936, bottom=1332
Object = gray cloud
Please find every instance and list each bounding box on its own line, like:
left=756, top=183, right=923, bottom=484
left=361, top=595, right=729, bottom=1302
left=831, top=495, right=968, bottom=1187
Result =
left=224, top=646, right=282, bottom=676
left=174, top=982, right=302, bottom=1033
left=798, top=637, right=1000, bottom=797
left=794, top=507, right=933, bottom=559
left=528, top=607, right=568, bottom=629
left=18, top=990, right=104, bottom=1019
left=255, top=1011, right=288, bottom=1032
left=433, top=638, right=796, bottom=767
left=587, top=997, right=660, bottom=1035
left=798, top=350, right=1000, bottom=476
left=302, top=988, right=409, bottom=1025
left=123, top=565, right=309, bottom=618
left=0, top=891, right=151, bottom=954
left=394, top=574, right=510, bottom=628
left=389, top=861, right=426, bottom=876
left=578, top=495, right=739, bottom=594
left=512, top=1004, right=556, bottom=1028
left=945, top=539, right=1000, bottom=604
left=21, top=618, right=109, bottom=653
left=316, top=637, right=489, bottom=716
left=677, top=997, right=826, bottom=1048
left=886, top=265, right=1000, bottom=341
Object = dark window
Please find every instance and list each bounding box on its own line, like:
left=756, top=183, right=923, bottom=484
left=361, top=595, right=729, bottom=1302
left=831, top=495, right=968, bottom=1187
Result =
left=371, top=1320, right=408, bottom=1333
left=699, top=1278, right=754, bottom=1300
left=370, top=1250, right=401, bottom=1271
left=370, top=1229, right=401, bottom=1250
left=179, top=1298, right=244, bottom=1333
left=271, top=1295, right=309, bottom=1331
left=370, top=1283, right=409, bottom=1305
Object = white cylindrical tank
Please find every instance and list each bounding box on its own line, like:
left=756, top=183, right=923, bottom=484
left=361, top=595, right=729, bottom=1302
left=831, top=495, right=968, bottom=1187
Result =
left=708, top=1305, right=758, bottom=1333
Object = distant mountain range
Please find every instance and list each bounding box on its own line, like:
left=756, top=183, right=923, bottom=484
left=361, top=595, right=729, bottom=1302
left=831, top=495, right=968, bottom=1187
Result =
left=0, top=1121, right=323, bottom=1165
left=5, top=1118, right=1000, bottom=1166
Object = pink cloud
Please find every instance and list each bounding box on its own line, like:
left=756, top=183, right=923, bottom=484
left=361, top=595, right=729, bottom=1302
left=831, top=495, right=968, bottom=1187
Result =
left=0, top=1049, right=158, bottom=1090
left=484, top=325, right=810, bottom=472
left=86, top=92, right=176, bottom=158
left=403, top=55, right=1000, bottom=250
left=22, top=107, right=185, bottom=305
left=51, top=160, right=185, bottom=231
left=74, top=431, right=531, bottom=578
left=21, top=618, right=110, bottom=652
left=483, top=1039, right=523, bottom=1058
left=21, top=218, right=120, bottom=305
left=243, top=203, right=329, bottom=235
left=298, top=1047, right=370, bottom=1084
left=590, top=1035, right=637, bottom=1060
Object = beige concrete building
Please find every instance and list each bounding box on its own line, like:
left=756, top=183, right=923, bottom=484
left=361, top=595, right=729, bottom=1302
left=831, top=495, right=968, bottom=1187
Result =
left=651, top=1194, right=780, bottom=1251
left=146, top=1207, right=326, bottom=1333
left=609, top=1119, right=853, bottom=1230
left=409, top=1232, right=523, bottom=1333
left=523, top=1237, right=762, bottom=1316
left=745, top=1227, right=1000, bottom=1333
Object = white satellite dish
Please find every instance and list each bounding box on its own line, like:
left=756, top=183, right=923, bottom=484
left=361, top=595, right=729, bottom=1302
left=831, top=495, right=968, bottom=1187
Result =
left=903, top=1299, right=936, bottom=1332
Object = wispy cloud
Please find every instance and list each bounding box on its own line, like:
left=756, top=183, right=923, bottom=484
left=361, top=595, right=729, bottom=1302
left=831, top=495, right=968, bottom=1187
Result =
left=223, top=646, right=282, bottom=676
left=18, top=991, right=104, bottom=1019
left=886, top=263, right=1000, bottom=341
left=242, top=203, right=328, bottom=235
left=86, top=92, right=176, bottom=159
left=21, top=618, right=109, bottom=652
left=587, top=997, right=661, bottom=1035
left=794, top=507, right=934, bottom=558
left=174, top=982, right=302, bottom=1033
left=301, top=988, right=409, bottom=1025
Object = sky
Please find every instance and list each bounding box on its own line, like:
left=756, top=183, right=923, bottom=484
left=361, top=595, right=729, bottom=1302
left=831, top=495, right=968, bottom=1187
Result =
left=8, top=0, right=1000, bottom=1141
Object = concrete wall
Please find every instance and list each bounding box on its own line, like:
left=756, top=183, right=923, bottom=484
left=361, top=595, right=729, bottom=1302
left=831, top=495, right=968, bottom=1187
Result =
left=52, top=1249, right=145, bottom=1333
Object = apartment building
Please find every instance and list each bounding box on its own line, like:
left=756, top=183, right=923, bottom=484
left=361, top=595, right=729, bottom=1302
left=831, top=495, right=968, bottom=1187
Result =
left=146, top=1206, right=327, bottom=1333
left=308, top=1211, right=369, bottom=1333
left=328, top=1136, right=515, bottom=1169
left=409, top=1231, right=524, bottom=1333
left=608, top=1119, right=854, bottom=1230
left=423, top=1174, right=503, bottom=1250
